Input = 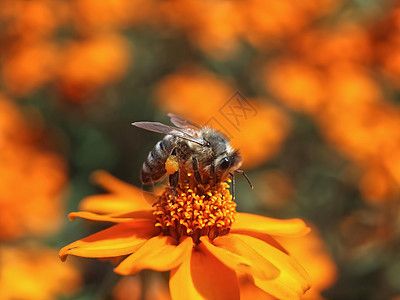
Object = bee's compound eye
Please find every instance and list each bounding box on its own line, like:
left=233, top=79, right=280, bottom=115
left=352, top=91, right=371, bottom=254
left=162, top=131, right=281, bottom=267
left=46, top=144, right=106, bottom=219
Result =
left=219, top=157, right=231, bottom=170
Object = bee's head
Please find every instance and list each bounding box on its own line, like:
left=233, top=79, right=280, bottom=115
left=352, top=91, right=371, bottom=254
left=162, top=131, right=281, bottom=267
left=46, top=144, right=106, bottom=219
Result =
left=200, top=127, right=242, bottom=180
left=216, top=150, right=242, bottom=178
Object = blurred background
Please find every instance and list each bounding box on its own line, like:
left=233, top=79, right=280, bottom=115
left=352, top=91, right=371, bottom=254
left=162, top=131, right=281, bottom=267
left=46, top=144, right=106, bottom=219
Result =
left=1, top=0, right=400, bottom=299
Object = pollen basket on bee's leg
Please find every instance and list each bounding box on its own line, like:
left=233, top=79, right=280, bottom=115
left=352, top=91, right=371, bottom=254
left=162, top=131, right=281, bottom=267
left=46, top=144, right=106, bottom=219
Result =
left=165, top=155, right=179, bottom=175
left=153, top=175, right=236, bottom=244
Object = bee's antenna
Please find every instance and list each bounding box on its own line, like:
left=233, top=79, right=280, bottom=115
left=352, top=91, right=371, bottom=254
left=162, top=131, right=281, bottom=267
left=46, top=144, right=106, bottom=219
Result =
left=235, top=170, right=253, bottom=189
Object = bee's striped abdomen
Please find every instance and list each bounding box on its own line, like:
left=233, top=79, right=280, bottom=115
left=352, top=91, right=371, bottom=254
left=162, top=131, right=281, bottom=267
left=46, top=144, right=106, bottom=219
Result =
left=140, top=135, right=175, bottom=184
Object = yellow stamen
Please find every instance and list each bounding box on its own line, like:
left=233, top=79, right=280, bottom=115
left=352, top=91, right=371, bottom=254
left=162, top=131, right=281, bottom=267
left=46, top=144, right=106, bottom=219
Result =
left=153, top=177, right=236, bottom=244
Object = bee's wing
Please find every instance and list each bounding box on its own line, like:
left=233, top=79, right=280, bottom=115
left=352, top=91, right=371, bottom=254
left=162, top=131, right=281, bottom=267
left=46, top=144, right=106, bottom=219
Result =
left=132, top=121, right=205, bottom=146
left=168, top=113, right=202, bottom=130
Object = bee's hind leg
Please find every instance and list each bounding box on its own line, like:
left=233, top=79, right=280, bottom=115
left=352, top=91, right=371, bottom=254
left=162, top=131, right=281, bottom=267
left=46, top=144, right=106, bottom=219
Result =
left=169, top=170, right=179, bottom=200
left=165, top=148, right=179, bottom=200
left=192, top=156, right=202, bottom=184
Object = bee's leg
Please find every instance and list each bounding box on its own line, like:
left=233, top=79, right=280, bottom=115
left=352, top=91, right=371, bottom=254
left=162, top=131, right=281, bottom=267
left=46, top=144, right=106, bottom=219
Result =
left=169, top=170, right=179, bottom=200
left=210, top=164, right=217, bottom=184
left=229, top=172, right=235, bottom=200
left=192, top=156, right=202, bottom=184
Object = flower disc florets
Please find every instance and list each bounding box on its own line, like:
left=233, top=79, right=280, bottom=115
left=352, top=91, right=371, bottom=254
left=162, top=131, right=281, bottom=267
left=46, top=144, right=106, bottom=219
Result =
left=153, top=176, right=237, bottom=244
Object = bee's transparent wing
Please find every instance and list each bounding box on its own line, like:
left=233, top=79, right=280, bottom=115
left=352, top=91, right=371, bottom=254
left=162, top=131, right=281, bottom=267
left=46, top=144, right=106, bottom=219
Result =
left=168, top=113, right=202, bottom=130
left=132, top=121, right=205, bottom=146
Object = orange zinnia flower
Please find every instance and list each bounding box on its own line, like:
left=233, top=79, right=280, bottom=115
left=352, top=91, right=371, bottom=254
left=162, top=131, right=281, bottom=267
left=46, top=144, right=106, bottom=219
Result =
left=1, top=41, right=60, bottom=96
left=60, top=171, right=311, bottom=299
left=157, top=0, right=243, bottom=57
left=73, top=0, right=153, bottom=33
left=0, top=95, right=67, bottom=240
left=112, top=272, right=171, bottom=300
left=58, top=34, right=131, bottom=101
left=0, top=245, right=81, bottom=300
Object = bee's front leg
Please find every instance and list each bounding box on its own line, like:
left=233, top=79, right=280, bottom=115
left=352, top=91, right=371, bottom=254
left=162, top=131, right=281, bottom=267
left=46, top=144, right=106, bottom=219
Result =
left=192, top=156, right=202, bottom=184
left=210, top=163, right=217, bottom=184
left=229, top=172, right=235, bottom=201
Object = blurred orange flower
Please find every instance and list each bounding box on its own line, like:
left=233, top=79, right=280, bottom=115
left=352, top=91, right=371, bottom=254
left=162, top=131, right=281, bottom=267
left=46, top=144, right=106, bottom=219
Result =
left=359, top=165, right=399, bottom=204
left=155, top=68, right=232, bottom=123
left=263, top=32, right=400, bottom=203
left=112, top=275, right=142, bottom=300
left=0, top=0, right=68, bottom=42
left=0, top=95, right=67, bottom=240
left=156, top=0, right=341, bottom=54
left=0, top=245, right=81, bottom=300
left=113, top=273, right=171, bottom=300
left=319, top=101, right=400, bottom=203
left=73, top=0, right=153, bottom=33
left=298, top=24, right=371, bottom=66
left=1, top=42, right=60, bottom=96
left=0, top=0, right=69, bottom=96
left=238, top=0, right=340, bottom=48
left=61, top=171, right=311, bottom=299
left=157, top=0, right=242, bottom=57
left=58, top=34, right=131, bottom=101
left=229, top=100, right=291, bottom=169
left=370, top=3, right=400, bottom=86
left=265, top=61, right=382, bottom=116
left=264, top=59, right=326, bottom=114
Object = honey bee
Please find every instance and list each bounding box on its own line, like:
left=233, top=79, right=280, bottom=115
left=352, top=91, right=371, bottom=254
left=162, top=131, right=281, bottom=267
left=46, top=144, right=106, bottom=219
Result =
left=132, top=113, right=252, bottom=198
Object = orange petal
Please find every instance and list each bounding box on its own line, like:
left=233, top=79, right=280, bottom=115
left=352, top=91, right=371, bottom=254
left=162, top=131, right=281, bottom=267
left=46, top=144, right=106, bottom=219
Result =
left=232, top=234, right=311, bottom=300
left=231, top=213, right=310, bottom=237
left=239, top=276, right=275, bottom=300
left=91, top=170, right=141, bottom=194
left=111, top=210, right=155, bottom=219
left=82, top=170, right=154, bottom=213
left=200, top=236, right=279, bottom=281
left=170, top=242, right=240, bottom=300
left=79, top=194, right=153, bottom=215
left=68, top=210, right=154, bottom=223
left=114, top=236, right=193, bottom=275
left=59, top=220, right=159, bottom=261
left=235, top=231, right=289, bottom=254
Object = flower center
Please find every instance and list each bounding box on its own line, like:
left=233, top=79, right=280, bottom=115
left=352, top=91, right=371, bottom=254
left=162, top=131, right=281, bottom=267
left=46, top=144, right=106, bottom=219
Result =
left=153, top=175, right=237, bottom=244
